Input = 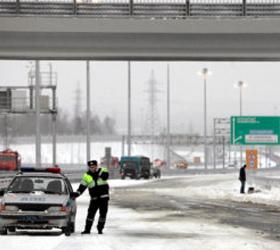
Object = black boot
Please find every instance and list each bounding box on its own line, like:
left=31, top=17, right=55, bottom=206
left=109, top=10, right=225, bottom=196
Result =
left=97, top=227, right=103, bottom=234
left=81, top=219, right=93, bottom=234
left=97, top=223, right=104, bottom=234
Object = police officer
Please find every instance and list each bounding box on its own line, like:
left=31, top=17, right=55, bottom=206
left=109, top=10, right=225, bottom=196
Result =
left=72, top=160, right=109, bottom=234
left=239, top=164, right=247, bottom=194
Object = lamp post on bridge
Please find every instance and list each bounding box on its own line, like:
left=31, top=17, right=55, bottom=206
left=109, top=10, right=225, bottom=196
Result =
left=198, top=68, right=212, bottom=170
left=234, top=80, right=248, bottom=166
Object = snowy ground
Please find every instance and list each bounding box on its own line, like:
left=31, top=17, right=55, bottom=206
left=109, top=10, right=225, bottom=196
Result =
left=152, top=174, right=280, bottom=207
left=1, top=175, right=279, bottom=250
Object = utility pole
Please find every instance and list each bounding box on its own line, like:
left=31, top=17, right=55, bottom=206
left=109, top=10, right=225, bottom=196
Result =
left=213, top=118, right=216, bottom=169
left=86, top=61, right=91, bottom=162
left=35, top=60, right=41, bottom=168
left=49, top=63, right=57, bottom=166
left=144, top=70, right=161, bottom=160
left=166, top=63, right=171, bottom=169
left=198, top=68, right=211, bottom=170
left=4, top=114, right=8, bottom=149
left=127, top=61, right=131, bottom=156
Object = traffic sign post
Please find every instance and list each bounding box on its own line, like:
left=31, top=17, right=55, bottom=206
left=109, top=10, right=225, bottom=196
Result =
left=231, top=116, right=280, bottom=145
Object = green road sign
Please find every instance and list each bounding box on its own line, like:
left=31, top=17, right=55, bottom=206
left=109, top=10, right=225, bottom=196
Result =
left=231, top=116, right=280, bottom=145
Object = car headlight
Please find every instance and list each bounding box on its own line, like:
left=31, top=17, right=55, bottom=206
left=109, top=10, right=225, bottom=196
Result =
left=48, top=206, right=62, bottom=213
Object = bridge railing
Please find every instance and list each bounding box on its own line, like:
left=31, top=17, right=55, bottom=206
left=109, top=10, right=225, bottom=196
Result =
left=0, top=0, right=280, bottom=17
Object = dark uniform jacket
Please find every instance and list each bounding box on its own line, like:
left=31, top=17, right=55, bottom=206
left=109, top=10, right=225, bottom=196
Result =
left=239, top=166, right=246, bottom=182
left=77, top=167, right=109, bottom=200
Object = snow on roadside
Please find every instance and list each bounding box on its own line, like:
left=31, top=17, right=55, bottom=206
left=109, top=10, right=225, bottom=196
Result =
left=152, top=174, right=280, bottom=207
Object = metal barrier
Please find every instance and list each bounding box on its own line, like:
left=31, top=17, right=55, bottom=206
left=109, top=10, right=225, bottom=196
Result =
left=0, top=168, right=279, bottom=192
left=0, top=0, right=280, bottom=18
left=248, top=175, right=280, bottom=190
left=0, top=173, right=15, bottom=190
left=0, top=170, right=84, bottom=190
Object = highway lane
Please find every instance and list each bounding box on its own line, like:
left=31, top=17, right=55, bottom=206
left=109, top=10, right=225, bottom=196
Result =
left=110, top=176, right=280, bottom=242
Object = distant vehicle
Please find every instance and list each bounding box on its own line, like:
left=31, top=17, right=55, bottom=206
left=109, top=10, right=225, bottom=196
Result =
left=0, top=167, right=77, bottom=236
left=151, top=159, right=164, bottom=178
left=100, top=156, right=120, bottom=169
left=193, top=156, right=201, bottom=165
left=153, top=159, right=166, bottom=168
left=150, top=165, right=161, bottom=178
left=120, top=156, right=151, bottom=179
left=0, top=149, right=21, bottom=171
left=175, top=160, right=188, bottom=169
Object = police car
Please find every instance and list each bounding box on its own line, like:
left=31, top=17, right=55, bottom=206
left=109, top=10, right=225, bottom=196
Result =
left=0, top=167, right=76, bottom=236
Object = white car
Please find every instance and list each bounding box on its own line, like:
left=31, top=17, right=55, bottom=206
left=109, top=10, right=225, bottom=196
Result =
left=0, top=167, right=77, bottom=236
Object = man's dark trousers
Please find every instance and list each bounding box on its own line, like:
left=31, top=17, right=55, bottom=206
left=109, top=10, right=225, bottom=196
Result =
left=86, top=198, right=108, bottom=232
left=240, top=180, right=246, bottom=194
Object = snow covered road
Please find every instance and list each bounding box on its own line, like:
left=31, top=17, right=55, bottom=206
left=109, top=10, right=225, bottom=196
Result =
left=1, top=175, right=280, bottom=250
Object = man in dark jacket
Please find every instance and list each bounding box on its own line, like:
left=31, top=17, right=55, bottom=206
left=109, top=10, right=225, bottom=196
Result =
left=72, top=160, right=109, bottom=234
left=239, top=164, right=247, bottom=194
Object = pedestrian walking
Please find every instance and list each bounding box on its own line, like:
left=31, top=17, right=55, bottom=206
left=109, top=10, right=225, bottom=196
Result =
left=72, top=160, right=109, bottom=234
left=239, top=164, right=247, bottom=194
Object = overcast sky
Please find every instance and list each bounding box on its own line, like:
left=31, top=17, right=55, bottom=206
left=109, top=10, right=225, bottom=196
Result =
left=0, top=60, right=279, bottom=135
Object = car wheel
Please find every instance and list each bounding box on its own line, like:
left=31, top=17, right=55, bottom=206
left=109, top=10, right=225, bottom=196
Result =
left=0, top=227, right=7, bottom=235
left=144, top=174, right=150, bottom=179
left=8, top=227, right=16, bottom=233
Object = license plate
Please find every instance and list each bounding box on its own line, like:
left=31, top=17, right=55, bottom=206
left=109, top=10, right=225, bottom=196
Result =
left=18, top=215, right=44, bottom=222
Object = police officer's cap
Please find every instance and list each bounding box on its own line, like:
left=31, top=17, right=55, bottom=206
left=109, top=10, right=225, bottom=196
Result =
left=88, top=160, right=98, bottom=166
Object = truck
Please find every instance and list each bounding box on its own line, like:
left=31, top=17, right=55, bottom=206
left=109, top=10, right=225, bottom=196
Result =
left=0, top=149, right=21, bottom=171
left=120, top=156, right=151, bottom=180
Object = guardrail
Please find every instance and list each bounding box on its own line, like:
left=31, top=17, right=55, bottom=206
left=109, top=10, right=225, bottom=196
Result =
left=0, top=168, right=119, bottom=190
left=0, top=173, right=14, bottom=190
left=0, top=170, right=84, bottom=190
left=248, top=175, right=280, bottom=190
left=0, top=0, right=280, bottom=18
left=1, top=167, right=279, bottom=191
left=248, top=167, right=280, bottom=190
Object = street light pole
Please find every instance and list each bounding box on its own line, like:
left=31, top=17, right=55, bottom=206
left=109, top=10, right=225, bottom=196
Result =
left=236, top=80, right=247, bottom=166
left=86, top=60, right=91, bottom=162
left=35, top=60, right=41, bottom=168
left=127, top=61, right=131, bottom=156
left=204, top=71, right=207, bottom=169
left=198, top=68, right=211, bottom=170
left=166, top=63, right=171, bottom=170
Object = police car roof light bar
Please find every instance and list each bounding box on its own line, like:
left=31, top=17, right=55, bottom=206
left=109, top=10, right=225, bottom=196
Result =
left=20, top=167, right=61, bottom=174
left=46, top=167, right=61, bottom=174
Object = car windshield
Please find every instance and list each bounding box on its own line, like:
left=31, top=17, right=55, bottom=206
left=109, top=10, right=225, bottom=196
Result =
left=123, top=161, right=137, bottom=168
left=7, top=176, right=67, bottom=194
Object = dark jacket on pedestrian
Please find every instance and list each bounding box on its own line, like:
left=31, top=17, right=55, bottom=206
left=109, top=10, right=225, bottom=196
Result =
left=239, top=165, right=246, bottom=182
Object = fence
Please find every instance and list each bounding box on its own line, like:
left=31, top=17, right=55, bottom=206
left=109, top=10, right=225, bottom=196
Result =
left=0, top=0, right=280, bottom=18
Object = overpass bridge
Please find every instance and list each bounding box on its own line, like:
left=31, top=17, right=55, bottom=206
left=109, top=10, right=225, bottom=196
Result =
left=1, top=0, right=280, bottom=60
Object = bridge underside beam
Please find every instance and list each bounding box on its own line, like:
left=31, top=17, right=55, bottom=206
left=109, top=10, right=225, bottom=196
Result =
left=1, top=17, right=280, bottom=61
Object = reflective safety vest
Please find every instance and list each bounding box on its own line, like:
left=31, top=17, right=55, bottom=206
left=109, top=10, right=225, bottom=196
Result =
left=80, top=167, right=109, bottom=188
